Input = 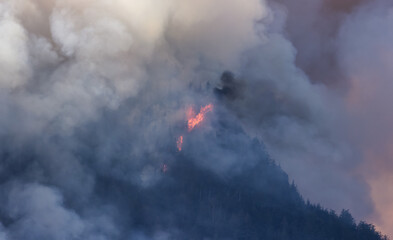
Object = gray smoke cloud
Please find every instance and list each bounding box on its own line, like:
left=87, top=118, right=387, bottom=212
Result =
left=263, top=0, right=393, bottom=235
left=335, top=0, right=393, bottom=235
left=0, top=0, right=391, bottom=238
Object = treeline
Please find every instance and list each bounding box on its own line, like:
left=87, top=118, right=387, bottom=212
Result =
left=95, top=154, right=388, bottom=240
left=93, top=112, right=388, bottom=239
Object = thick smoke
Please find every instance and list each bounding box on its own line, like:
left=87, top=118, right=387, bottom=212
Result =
left=336, top=0, right=393, bottom=235
left=0, top=0, right=391, bottom=238
left=272, top=0, right=370, bottom=87
left=266, top=0, right=393, bottom=235
left=214, top=0, right=376, bottom=221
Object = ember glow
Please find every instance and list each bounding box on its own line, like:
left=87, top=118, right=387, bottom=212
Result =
left=176, top=104, right=213, bottom=152
left=187, top=104, right=214, bottom=131
left=177, top=135, right=183, bottom=151
left=1, top=0, right=392, bottom=238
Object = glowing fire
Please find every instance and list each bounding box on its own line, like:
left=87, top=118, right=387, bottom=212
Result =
left=175, top=103, right=213, bottom=153
left=187, top=104, right=213, bottom=131
left=177, top=135, right=183, bottom=151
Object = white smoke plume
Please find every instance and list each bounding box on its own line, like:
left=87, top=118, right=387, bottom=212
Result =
left=0, top=0, right=391, bottom=238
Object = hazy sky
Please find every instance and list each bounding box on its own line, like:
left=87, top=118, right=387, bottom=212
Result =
left=0, top=0, right=393, bottom=238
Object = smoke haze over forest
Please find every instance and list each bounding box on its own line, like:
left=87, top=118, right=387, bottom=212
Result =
left=0, top=0, right=392, bottom=238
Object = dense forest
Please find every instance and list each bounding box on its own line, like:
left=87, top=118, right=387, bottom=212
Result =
left=93, top=107, right=388, bottom=240
left=0, top=75, right=387, bottom=239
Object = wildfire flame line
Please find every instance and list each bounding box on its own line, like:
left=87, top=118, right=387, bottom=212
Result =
left=176, top=104, right=213, bottom=152
left=187, top=104, right=213, bottom=132
left=177, top=135, right=183, bottom=152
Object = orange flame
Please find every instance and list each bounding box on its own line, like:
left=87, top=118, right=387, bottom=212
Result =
left=177, top=135, right=183, bottom=151
left=175, top=104, right=213, bottom=153
left=187, top=104, right=213, bottom=131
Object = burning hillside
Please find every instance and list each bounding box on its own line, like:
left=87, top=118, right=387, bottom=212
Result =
left=176, top=104, right=214, bottom=153
left=0, top=0, right=390, bottom=239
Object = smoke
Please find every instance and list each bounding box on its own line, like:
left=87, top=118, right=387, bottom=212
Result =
left=0, top=0, right=269, bottom=238
left=336, top=0, right=393, bottom=235
left=272, top=0, right=369, bottom=87
left=263, top=0, right=393, bottom=235
left=214, top=22, right=374, bottom=220
left=0, top=0, right=391, bottom=238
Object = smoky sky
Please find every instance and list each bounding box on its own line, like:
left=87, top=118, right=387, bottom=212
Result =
left=0, top=0, right=393, bottom=238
